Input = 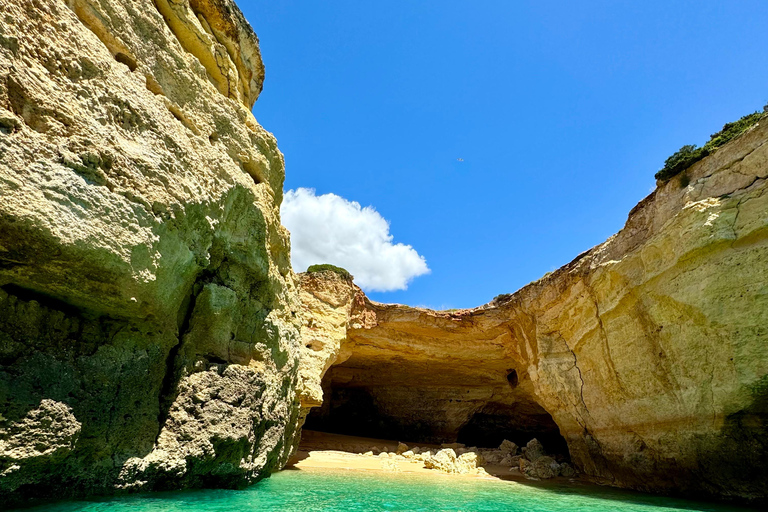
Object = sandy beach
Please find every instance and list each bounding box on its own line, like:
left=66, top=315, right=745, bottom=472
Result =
left=288, top=430, right=574, bottom=484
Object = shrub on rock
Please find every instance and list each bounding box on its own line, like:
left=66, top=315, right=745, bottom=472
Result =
left=306, top=264, right=353, bottom=280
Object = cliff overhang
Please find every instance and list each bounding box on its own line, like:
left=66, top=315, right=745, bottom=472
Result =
left=296, top=117, right=768, bottom=504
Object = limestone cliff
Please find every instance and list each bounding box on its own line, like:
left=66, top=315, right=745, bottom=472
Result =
left=0, top=0, right=300, bottom=505
left=295, top=271, right=366, bottom=421
left=298, top=118, right=768, bottom=503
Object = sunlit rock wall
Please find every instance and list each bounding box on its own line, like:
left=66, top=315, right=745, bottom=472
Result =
left=516, top=116, right=768, bottom=502
left=298, top=119, right=768, bottom=503
left=0, top=0, right=300, bottom=505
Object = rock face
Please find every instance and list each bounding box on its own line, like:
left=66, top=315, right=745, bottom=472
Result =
left=0, top=0, right=300, bottom=505
left=3, top=0, right=768, bottom=506
left=295, top=271, right=368, bottom=420
left=298, top=119, right=768, bottom=503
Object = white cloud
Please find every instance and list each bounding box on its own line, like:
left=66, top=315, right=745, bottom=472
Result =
left=282, top=188, right=430, bottom=292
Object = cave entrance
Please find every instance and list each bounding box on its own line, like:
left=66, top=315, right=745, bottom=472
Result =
left=303, top=362, right=468, bottom=444
left=303, top=362, right=569, bottom=458
left=303, top=385, right=423, bottom=441
left=456, top=402, right=568, bottom=454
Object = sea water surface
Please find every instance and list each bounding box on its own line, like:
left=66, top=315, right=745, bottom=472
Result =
left=12, top=467, right=757, bottom=512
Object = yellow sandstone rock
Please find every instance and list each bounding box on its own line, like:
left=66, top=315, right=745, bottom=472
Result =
left=0, top=0, right=299, bottom=505
left=297, top=117, right=768, bottom=502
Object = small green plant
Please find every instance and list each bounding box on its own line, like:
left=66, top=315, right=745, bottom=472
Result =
left=306, top=263, right=353, bottom=280
left=655, top=109, right=765, bottom=181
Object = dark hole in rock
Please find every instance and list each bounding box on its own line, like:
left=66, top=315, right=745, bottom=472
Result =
left=240, top=160, right=263, bottom=185
left=204, top=354, right=228, bottom=365
left=306, top=386, right=386, bottom=437
left=507, top=369, right=519, bottom=388
left=0, top=115, right=21, bottom=134
left=457, top=402, right=569, bottom=456
left=114, top=52, right=137, bottom=72
left=304, top=368, right=441, bottom=443
left=305, top=364, right=569, bottom=456
left=1, top=283, right=82, bottom=317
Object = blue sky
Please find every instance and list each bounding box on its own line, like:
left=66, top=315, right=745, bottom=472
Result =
left=242, top=1, right=768, bottom=308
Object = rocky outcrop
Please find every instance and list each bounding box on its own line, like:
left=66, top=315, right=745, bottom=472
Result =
left=298, top=118, right=768, bottom=503
left=0, top=0, right=299, bottom=505
left=3, top=0, right=767, bottom=505
left=294, top=271, right=369, bottom=422
left=423, top=448, right=485, bottom=475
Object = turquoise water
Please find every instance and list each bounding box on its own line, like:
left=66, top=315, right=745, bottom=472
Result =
left=11, top=468, right=757, bottom=512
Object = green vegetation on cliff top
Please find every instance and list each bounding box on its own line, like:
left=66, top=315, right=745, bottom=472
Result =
left=307, top=264, right=353, bottom=280
left=656, top=107, right=766, bottom=181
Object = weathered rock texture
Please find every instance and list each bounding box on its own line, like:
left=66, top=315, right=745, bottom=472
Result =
left=295, top=271, right=367, bottom=423
left=298, top=119, right=768, bottom=503
left=0, top=0, right=300, bottom=505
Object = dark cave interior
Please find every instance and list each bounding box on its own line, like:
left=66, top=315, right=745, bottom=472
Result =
left=303, top=364, right=568, bottom=456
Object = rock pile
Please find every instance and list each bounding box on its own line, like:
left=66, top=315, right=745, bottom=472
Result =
left=360, top=439, right=577, bottom=479
left=514, top=439, right=577, bottom=479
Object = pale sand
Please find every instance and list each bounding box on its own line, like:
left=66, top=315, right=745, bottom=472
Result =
left=288, top=430, right=534, bottom=483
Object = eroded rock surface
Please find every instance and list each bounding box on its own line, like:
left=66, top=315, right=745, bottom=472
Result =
left=294, top=271, right=368, bottom=421
left=298, top=119, right=768, bottom=503
left=0, top=0, right=299, bottom=505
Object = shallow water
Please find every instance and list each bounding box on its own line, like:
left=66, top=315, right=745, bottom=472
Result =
left=11, top=467, right=757, bottom=512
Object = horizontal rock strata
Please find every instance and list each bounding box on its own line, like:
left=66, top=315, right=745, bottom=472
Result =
left=0, top=0, right=299, bottom=506
left=298, top=119, right=768, bottom=503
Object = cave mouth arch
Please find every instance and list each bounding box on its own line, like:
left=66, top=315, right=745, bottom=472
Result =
left=303, top=362, right=569, bottom=457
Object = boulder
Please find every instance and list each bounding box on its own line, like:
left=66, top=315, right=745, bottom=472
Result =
left=480, top=450, right=504, bottom=464
left=499, top=454, right=512, bottom=466
left=523, top=456, right=560, bottom=479
left=424, top=448, right=484, bottom=475
left=523, top=439, right=546, bottom=461
left=499, top=439, right=519, bottom=456
left=456, top=452, right=484, bottom=474
left=560, top=462, right=577, bottom=478
left=424, top=448, right=458, bottom=473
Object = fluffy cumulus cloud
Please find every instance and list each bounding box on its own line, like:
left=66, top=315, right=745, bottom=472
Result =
left=282, top=188, right=430, bottom=292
